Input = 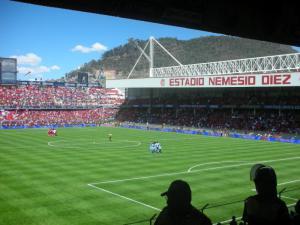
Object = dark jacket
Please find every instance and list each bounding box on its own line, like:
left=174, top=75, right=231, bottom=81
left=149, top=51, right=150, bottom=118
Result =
left=154, top=205, right=212, bottom=225
left=242, top=194, right=291, bottom=225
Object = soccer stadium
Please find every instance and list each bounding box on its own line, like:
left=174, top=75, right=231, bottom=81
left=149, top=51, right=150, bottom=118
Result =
left=1, top=1, right=300, bottom=225
left=1, top=39, right=300, bottom=225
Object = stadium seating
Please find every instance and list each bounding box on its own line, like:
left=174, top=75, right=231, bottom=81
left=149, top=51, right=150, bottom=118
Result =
left=0, top=85, right=124, bottom=127
left=117, top=95, right=300, bottom=136
left=2, top=84, right=299, bottom=135
left=0, top=85, right=124, bottom=108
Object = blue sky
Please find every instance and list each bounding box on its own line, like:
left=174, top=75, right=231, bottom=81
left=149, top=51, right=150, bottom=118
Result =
left=0, top=0, right=220, bottom=80
left=1, top=1, right=298, bottom=81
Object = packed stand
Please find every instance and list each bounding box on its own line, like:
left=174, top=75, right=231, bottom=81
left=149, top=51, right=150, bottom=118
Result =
left=117, top=108, right=300, bottom=134
left=0, top=108, right=118, bottom=127
left=117, top=89, right=300, bottom=136
left=0, top=84, right=124, bottom=127
left=0, top=85, right=124, bottom=108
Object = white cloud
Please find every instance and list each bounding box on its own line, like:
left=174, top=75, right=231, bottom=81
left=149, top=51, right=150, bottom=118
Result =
left=10, top=52, right=61, bottom=81
left=18, top=65, right=60, bottom=75
left=18, top=66, right=48, bottom=74
left=51, top=65, right=60, bottom=70
left=10, top=52, right=61, bottom=77
left=10, top=53, right=42, bottom=66
left=71, top=42, right=107, bottom=53
left=91, top=42, right=107, bottom=51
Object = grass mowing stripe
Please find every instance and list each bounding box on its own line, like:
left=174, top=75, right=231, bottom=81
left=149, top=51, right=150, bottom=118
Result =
left=0, top=127, right=299, bottom=225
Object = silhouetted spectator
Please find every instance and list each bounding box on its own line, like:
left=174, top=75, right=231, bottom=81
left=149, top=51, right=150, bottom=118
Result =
left=291, top=211, right=295, bottom=221
left=154, top=180, right=212, bottom=225
left=293, top=200, right=300, bottom=225
left=230, top=216, right=238, bottom=225
left=242, top=164, right=291, bottom=225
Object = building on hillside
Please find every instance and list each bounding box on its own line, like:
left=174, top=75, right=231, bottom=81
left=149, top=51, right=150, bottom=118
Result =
left=104, top=69, right=116, bottom=80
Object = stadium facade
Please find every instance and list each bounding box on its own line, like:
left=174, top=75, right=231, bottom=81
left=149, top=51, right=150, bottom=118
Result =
left=105, top=39, right=300, bottom=140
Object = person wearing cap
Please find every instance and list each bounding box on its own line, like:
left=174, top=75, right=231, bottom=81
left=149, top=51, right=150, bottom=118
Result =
left=242, top=164, right=291, bottom=225
left=154, top=179, right=212, bottom=225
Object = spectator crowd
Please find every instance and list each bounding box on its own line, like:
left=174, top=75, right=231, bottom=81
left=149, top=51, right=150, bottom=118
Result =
left=0, top=85, right=124, bottom=108
left=1, top=84, right=300, bottom=136
left=117, top=89, right=300, bottom=136
left=117, top=108, right=300, bottom=135
left=0, top=85, right=124, bottom=127
left=0, top=108, right=118, bottom=127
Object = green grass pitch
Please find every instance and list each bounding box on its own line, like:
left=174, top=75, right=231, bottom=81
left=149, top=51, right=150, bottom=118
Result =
left=0, top=127, right=299, bottom=225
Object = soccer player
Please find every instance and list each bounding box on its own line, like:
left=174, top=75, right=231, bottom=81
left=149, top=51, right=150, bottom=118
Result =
left=157, top=142, right=162, bottom=153
left=108, top=133, right=112, bottom=142
left=150, top=142, right=156, bottom=153
left=48, top=128, right=52, bottom=136
left=154, top=142, right=162, bottom=153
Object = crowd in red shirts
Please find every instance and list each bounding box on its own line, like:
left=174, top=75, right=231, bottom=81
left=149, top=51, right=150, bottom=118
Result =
left=0, top=85, right=124, bottom=127
left=0, top=85, right=124, bottom=108
left=1, top=108, right=118, bottom=127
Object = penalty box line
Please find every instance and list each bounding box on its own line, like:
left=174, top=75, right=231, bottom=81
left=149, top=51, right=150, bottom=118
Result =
left=87, top=156, right=300, bottom=223
left=87, top=183, right=299, bottom=225
left=251, top=179, right=300, bottom=201
left=87, top=183, right=161, bottom=211
left=90, top=156, right=300, bottom=185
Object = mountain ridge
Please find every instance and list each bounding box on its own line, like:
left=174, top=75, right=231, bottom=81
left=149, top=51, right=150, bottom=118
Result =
left=64, top=36, right=297, bottom=82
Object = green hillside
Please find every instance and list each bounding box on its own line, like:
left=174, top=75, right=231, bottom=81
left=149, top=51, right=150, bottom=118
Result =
left=65, top=36, right=297, bottom=81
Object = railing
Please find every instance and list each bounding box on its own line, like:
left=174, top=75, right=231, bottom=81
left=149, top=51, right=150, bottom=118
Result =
left=122, top=200, right=298, bottom=225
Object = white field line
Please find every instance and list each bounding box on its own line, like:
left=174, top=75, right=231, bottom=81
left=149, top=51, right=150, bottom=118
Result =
left=90, top=156, right=300, bottom=185
left=281, top=195, right=298, bottom=201
left=91, top=171, right=189, bottom=185
left=88, top=156, right=300, bottom=224
left=278, top=180, right=300, bottom=186
left=47, top=142, right=55, bottom=147
left=48, top=139, right=141, bottom=149
left=251, top=179, right=300, bottom=191
left=188, top=161, right=250, bottom=172
left=87, top=184, right=161, bottom=211
left=47, top=136, right=200, bottom=149
left=191, top=156, right=300, bottom=173
left=88, top=182, right=245, bottom=225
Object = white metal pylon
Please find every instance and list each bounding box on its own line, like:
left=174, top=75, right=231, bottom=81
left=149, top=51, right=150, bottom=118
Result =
left=127, top=36, right=182, bottom=79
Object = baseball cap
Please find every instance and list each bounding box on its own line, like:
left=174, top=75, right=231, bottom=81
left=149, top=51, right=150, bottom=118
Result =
left=161, top=180, right=192, bottom=203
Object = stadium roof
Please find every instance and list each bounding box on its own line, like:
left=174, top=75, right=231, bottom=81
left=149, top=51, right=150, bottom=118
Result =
left=13, top=0, right=300, bottom=47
